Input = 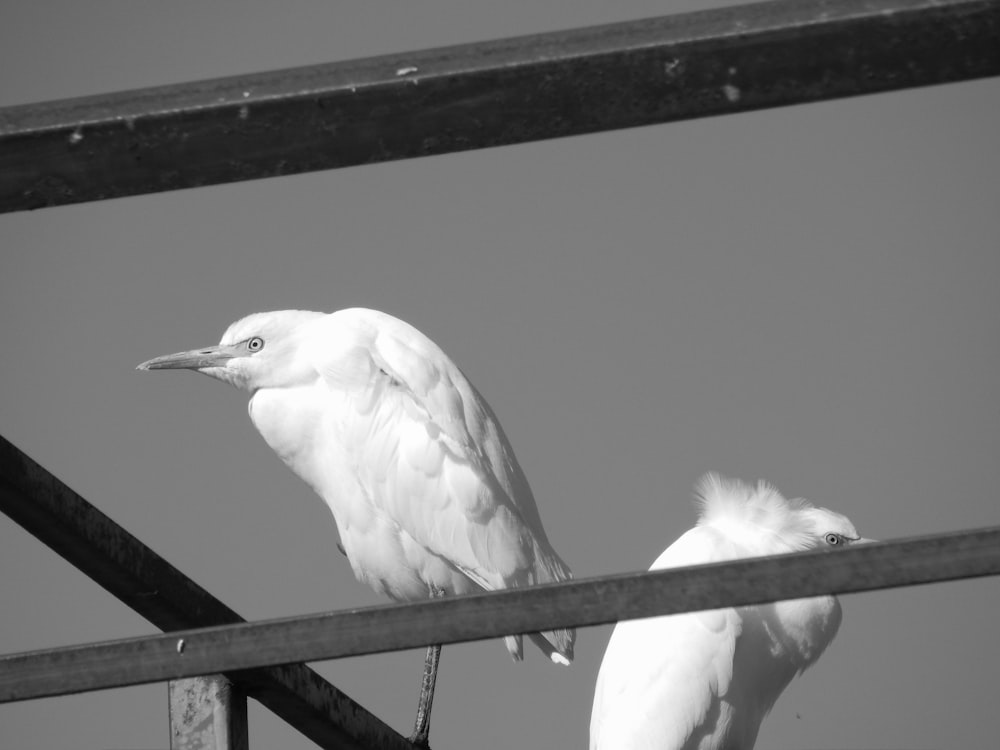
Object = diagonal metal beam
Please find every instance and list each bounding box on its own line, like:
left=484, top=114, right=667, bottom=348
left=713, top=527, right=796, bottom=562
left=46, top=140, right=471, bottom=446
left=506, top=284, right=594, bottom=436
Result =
left=1, top=0, right=998, bottom=213
left=2, top=524, right=999, bottom=703
left=0, top=434, right=415, bottom=750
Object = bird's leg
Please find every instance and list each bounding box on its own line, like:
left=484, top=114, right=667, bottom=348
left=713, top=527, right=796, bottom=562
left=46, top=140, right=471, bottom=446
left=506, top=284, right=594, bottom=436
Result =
left=410, top=643, right=441, bottom=747
left=409, top=585, right=445, bottom=748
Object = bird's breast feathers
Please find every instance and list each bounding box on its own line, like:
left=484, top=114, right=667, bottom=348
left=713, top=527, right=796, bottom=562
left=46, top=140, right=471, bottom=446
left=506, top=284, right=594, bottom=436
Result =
left=248, top=383, right=341, bottom=489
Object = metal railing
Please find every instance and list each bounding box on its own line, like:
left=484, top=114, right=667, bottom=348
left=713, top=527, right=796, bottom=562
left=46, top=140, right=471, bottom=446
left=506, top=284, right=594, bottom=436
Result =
left=2, top=0, right=998, bottom=747
left=1, top=0, right=997, bottom=213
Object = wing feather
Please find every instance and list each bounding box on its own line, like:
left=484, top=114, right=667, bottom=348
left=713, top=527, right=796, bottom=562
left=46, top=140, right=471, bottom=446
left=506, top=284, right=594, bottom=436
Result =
left=306, top=310, right=573, bottom=662
left=358, top=311, right=556, bottom=575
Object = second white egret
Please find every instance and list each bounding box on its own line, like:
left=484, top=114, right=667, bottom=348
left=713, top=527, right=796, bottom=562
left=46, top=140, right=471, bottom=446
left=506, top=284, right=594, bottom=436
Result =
left=590, top=473, right=871, bottom=750
left=138, top=308, right=575, bottom=746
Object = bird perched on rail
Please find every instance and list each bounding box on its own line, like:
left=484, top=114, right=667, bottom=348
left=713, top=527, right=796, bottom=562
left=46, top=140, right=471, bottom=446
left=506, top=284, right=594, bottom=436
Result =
left=138, top=308, right=575, bottom=746
left=590, top=473, right=871, bottom=750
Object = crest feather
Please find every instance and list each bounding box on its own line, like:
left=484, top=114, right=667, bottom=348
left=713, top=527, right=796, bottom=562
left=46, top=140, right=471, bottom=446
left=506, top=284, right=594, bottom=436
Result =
left=694, top=473, right=817, bottom=553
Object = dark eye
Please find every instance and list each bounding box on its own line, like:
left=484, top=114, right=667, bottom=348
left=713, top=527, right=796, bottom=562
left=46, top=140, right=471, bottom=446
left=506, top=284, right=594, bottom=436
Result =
left=247, top=336, right=264, bottom=352
left=824, top=533, right=842, bottom=546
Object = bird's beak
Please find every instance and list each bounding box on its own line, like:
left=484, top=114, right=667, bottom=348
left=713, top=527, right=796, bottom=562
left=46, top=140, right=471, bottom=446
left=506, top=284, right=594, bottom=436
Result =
left=136, top=344, right=240, bottom=371
left=854, top=537, right=878, bottom=545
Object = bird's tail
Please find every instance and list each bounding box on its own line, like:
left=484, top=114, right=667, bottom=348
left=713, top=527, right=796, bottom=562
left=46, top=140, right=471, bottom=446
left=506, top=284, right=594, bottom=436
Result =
left=504, top=546, right=576, bottom=665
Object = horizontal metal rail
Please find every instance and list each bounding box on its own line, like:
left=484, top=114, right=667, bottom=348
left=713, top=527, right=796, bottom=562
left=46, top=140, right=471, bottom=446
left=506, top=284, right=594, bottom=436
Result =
left=0, top=435, right=415, bottom=750
left=2, top=0, right=997, bottom=213
left=2, top=525, right=998, bottom=703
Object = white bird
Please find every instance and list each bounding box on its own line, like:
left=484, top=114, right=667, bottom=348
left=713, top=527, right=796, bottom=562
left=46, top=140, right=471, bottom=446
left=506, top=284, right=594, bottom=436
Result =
left=590, top=473, right=872, bottom=750
left=138, top=308, right=575, bottom=746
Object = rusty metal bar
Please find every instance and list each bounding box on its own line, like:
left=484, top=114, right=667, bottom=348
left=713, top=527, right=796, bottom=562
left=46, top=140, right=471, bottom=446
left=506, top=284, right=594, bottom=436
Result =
left=0, top=434, right=415, bottom=750
left=2, top=525, right=999, bottom=703
left=169, top=676, right=248, bottom=750
left=2, top=0, right=997, bottom=213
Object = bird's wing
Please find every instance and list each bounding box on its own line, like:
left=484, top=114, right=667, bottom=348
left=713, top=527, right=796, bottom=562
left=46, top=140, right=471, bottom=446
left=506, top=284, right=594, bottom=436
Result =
left=310, top=310, right=569, bottom=595
left=591, top=526, right=741, bottom=750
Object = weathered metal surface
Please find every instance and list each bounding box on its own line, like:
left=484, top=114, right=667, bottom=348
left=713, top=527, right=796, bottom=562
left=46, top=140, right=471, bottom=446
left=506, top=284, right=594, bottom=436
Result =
left=2, top=524, right=999, bottom=702
left=169, top=676, right=248, bottom=750
left=1, top=0, right=997, bottom=212
left=0, top=434, right=415, bottom=750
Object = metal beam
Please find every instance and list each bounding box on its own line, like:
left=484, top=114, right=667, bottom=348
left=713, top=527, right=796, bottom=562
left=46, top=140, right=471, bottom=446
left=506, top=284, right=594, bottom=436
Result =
left=2, top=525, right=999, bottom=703
left=169, top=676, right=248, bottom=750
left=0, top=434, right=414, bottom=750
left=1, top=0, right=997, bottom=213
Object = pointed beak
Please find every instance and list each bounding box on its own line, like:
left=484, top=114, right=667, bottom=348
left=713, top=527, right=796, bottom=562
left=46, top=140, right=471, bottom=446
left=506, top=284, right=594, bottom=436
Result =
left=136, top=344, right=239, bottom=371
left=854, top=537, right=878, bottom=545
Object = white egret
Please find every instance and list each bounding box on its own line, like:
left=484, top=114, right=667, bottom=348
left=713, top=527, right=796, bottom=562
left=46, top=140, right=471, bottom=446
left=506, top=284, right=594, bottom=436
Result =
left=590, top=473, right=871, bottom=750
left=138, top=308, right=575, bottom=746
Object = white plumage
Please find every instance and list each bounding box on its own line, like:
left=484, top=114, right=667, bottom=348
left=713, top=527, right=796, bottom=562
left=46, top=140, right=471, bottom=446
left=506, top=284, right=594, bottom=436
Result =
left=138, top=308, right=574, bottom=743
left=590, top=474, right=871, bottom=750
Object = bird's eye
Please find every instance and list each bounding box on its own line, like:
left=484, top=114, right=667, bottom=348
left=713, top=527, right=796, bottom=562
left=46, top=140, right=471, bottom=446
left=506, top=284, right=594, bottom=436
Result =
left=824, top=533, right=843, bottom=546
left=247, top=336, right=265, bottom=353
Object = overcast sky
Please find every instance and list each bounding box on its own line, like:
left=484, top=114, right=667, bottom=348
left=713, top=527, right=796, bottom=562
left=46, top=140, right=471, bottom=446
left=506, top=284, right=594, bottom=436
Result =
left=2, top=2, right=999, bottom=749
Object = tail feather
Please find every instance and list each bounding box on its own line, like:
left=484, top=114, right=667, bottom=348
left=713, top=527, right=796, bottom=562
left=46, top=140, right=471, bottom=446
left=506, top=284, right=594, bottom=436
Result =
left=529, top=631, right=573, bottom=664
left=458, top=541, right=575, bottom=664
left=517, top=543, right=575, bottom=664
left=505, top=634, right=523, bottom=661
left=504, top=629, right=573, bottom=664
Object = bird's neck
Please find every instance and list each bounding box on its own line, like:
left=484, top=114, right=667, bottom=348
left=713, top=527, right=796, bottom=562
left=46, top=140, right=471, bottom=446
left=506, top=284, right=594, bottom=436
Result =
left=248, top=384, right=332, bottom=488
left=762, top=594, right=843, bottom=670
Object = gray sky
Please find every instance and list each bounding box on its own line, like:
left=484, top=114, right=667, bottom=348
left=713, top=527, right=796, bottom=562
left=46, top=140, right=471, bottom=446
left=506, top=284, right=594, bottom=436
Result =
left=2, top=2, right=999, bottom=749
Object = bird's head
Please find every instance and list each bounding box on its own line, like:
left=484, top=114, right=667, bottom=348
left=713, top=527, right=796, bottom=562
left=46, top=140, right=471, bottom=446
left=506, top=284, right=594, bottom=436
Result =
left=137, top=310, right=326, bottom=392
left=798, top=505, right=875, bottom=551
left=696, top=473, right=874, bottom=555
